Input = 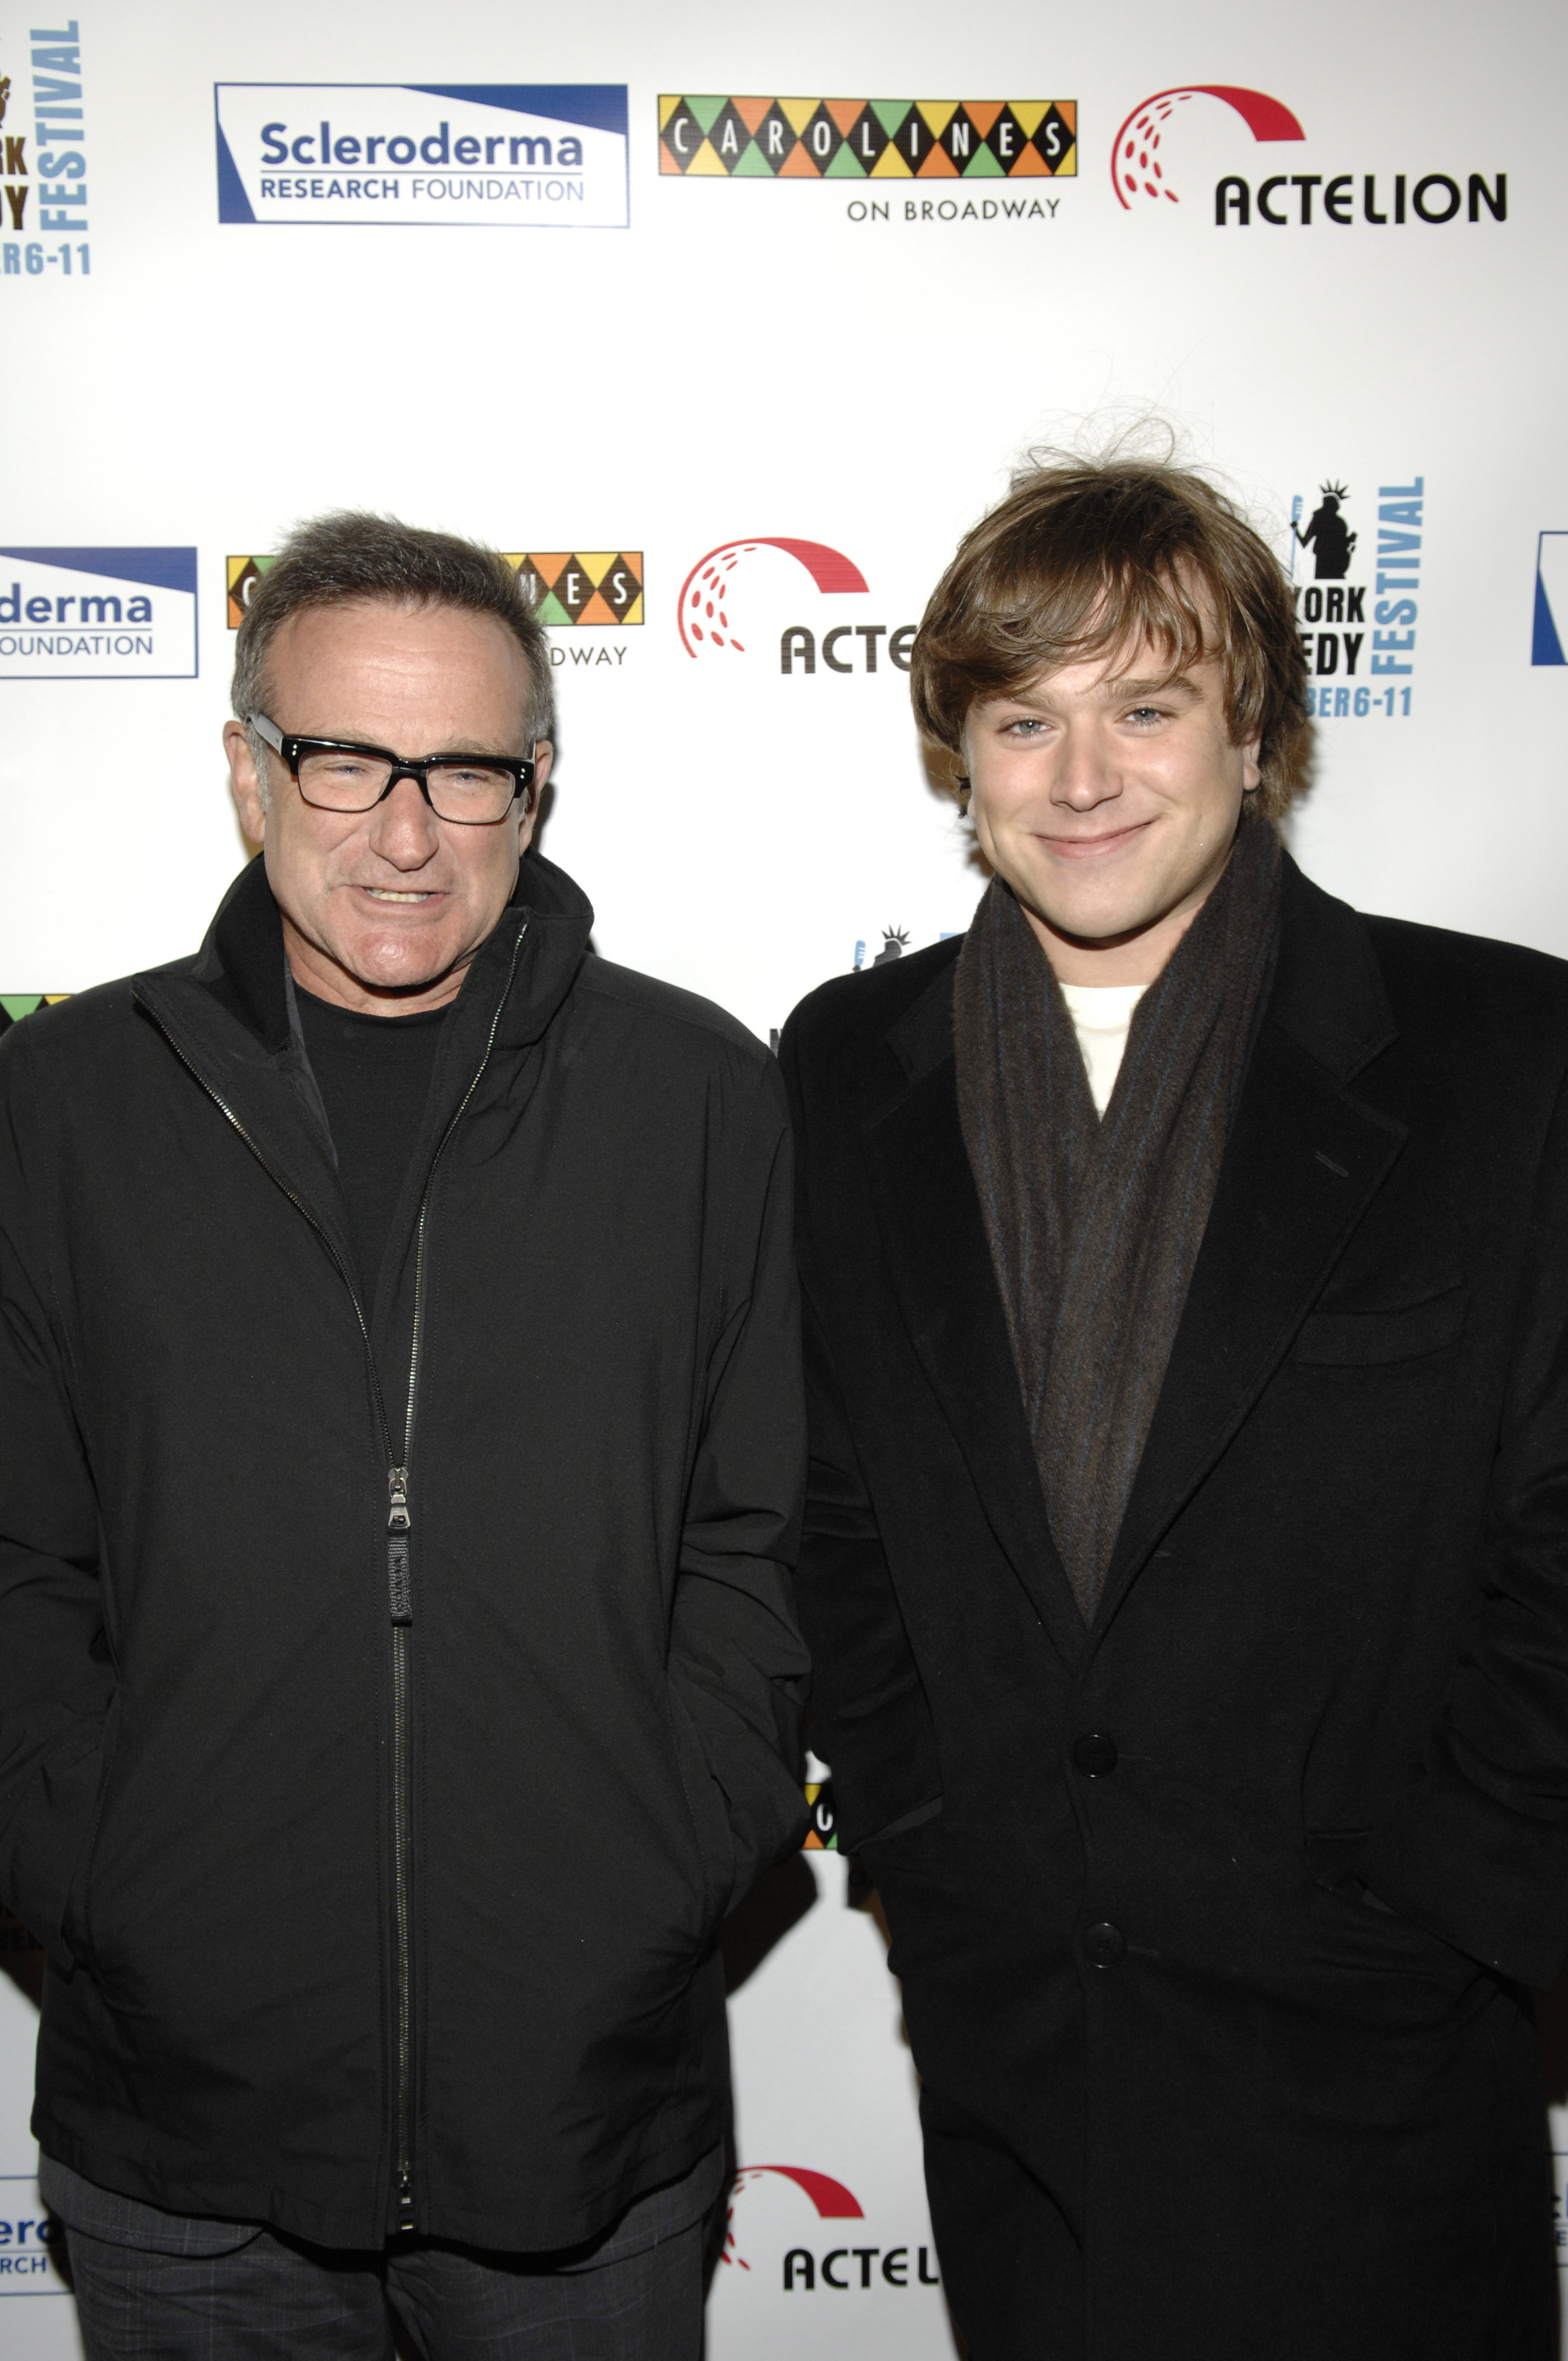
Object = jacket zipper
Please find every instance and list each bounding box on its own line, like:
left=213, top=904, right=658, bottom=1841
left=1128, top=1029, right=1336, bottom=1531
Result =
left=135, top=917, right=527, bottom=2239
left=383, top=923, right=525, bottom=2231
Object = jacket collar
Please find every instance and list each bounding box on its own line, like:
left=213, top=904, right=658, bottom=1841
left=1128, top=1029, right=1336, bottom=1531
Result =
left=863, top=852, right=1407, bottom=1664
left=129, top=847, right=596, bottom=1346
left=179, top=843, right=594, bottom=1061
left=1265, top=855, right=1396, bottom=1084
left=882, top=855, right=1396, bottom=1098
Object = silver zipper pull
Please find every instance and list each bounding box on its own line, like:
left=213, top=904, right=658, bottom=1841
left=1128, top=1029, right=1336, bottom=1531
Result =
left=387, top=1470, right=413, bottom=1623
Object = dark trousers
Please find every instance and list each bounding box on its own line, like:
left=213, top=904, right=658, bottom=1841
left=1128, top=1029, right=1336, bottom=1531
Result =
left=62, top=2219, right=705, bottom=2360
left=46, top=2151, right=716, bottom=2361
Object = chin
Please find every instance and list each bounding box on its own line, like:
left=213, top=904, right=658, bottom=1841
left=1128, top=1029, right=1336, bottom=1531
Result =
left=339, top=935, right=453, bottom=991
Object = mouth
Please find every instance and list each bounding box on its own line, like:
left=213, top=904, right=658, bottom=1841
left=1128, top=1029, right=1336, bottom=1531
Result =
left=1035, top=821, right=1152, bottom=862
left=356, top=886, right=440, bottom=905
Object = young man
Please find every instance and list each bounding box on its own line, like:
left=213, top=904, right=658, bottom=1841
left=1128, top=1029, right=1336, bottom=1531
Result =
left=780, top=459, right=1568, bottom=2359
left=0, top=514, right=808, bottom=2357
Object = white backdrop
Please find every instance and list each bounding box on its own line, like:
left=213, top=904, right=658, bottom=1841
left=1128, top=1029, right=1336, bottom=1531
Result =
left=2, top=0, right=1567, bottom=2349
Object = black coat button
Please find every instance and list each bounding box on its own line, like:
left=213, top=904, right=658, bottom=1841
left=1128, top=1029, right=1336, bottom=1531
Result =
left=1083, top=1922, right=1126, bottom=1968
left=1072, top=1732, right=1118, bottom=1777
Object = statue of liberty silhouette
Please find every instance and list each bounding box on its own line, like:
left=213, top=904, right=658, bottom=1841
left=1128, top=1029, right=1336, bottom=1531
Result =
left=1294, top=483, right=1357, bottom=580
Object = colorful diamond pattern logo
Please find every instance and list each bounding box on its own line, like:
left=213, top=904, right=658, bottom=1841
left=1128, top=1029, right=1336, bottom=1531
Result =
left=227, top=552, right=643, bottom=629
left=0, top=995, right=69, bottom=1037
left=502, top=552, right=644, bottom=627
left=803, top=1779, right=839, bottom=1852
left=226, top=553, right=277, bottom=630
left=659, top=97, right=1076, bottom=179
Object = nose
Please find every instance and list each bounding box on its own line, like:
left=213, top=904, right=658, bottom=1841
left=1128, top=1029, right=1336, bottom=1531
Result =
left=1052, top=719, right=1121, bottom=812
left=366, top=774, right=442, bottom=870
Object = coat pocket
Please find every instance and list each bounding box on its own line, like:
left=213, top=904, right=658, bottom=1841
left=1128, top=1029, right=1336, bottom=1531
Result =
left=1292, top=1285, right=1468, bottom=1366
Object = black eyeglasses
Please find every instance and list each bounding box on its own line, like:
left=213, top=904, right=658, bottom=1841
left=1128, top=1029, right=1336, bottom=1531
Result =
left=249, top=712, right=536, bottom=826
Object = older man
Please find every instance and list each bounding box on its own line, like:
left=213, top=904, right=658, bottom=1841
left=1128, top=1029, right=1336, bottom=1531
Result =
left=0, top=513, right=808, bottom=2357
left=782, top=458, right=1566, bottom=2359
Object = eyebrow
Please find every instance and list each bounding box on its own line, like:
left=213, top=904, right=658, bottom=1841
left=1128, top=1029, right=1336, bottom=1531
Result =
left=995, top=671, right=1204, bottom=713
left=1100, top=673, right=1201, bottom=700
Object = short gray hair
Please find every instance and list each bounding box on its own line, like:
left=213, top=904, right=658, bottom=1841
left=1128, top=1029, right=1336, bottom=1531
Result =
left=231, top=512, right=556, bottom=766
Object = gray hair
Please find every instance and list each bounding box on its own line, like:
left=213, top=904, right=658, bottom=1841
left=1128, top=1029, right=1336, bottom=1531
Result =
left=232, top=512, right=556, bottom=805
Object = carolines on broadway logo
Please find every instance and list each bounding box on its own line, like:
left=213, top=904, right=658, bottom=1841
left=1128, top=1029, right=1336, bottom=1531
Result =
left=228, top=551, right=642, bottom=632
left=215, top=84, right=628, bottom=227
left=678, top=540, right=916, bottom=676
left=660, top=96, right=1074, bottom=182
left=1288, top=475, right=1424, bottom=721
left=0, top=995, right=68, bottom=1040
left=1110, top=85, right=1505, bottom=229
left=0, top=549, right=197, bottom=679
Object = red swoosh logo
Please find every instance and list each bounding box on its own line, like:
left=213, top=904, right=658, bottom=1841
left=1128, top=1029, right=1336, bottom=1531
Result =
left=733, top=2164, right=865, bottom=2218
left=1111, top=85, right=1305, bottom=208
left=678, top=538, right=868, bottom=656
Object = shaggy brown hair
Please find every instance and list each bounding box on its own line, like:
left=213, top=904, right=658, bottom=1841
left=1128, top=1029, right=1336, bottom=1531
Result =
left=910, top=459, right=1309, bottom=820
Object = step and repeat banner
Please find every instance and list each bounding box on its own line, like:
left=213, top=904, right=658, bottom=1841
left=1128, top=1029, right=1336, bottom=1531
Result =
left=1, top=0, right=1565, bottom=2350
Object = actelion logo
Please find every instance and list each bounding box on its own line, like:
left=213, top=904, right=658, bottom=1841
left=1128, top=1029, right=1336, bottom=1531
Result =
left=1111, top=86, right=1304, bottom=207
left=718, top=2166, right=943, bottom=2293
left=1111, top=83, right=1508, bottom=229
left=677, top=538, right=918, bottom=676
left=678, top=538, right=865, bottom=657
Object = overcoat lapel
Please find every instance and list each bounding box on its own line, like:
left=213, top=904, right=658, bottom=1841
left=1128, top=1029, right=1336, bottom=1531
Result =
left=1092, top=862, right=1408, bottom=1637
left=861, top=860, right=1407, bottom=1671
left=864, top=964, right=1088, bottom=1670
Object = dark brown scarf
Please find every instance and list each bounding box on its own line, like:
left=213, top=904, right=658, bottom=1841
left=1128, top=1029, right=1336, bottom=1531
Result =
left=954, top=817, right=1282, bottom=1621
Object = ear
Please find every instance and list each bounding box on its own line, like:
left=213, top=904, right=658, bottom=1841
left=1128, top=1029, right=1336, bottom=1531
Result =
left=1239, top=736, right=1262, bottom=796
left=224, top=718, right=267, bottom=844
left=516, top=740, right=552, bottom=855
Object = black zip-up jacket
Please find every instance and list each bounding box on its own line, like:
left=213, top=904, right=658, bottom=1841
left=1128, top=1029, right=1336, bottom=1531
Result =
left=0, top=847, right=809, bottom=2251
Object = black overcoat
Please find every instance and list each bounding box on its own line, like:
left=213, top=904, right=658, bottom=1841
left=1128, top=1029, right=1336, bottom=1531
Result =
left=0, top=847, right=809, bottom=2251
left=780, top=856, right=1568, bottom=2360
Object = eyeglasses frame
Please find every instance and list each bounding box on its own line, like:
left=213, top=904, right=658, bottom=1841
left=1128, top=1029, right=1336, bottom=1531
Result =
left=248, top=711, right=537, bottom=824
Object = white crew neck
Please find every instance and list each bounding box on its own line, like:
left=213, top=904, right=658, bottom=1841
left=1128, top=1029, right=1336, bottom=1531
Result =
left=1058, top=982, right=1146, bottom=1115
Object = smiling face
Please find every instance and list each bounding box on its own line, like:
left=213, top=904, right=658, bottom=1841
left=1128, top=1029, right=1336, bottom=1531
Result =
left=962, top=639, right=1261, bottom=986
left=224, top=600, right=552, bottom=1013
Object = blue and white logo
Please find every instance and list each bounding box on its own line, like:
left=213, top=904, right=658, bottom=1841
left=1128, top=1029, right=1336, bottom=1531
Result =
left=0, top=548, right=198, bottom=679
left=215, top=84, right=629, bottom=228
left=0, top=2172, right=68, bottom=2295
left=1532, top=532, right=1568, bottom=667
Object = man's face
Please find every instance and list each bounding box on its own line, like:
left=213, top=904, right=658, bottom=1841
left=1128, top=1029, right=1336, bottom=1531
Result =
left=224, top=600, right=552, bottom=1013
left=962, top=639, right=1260, bottom=985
